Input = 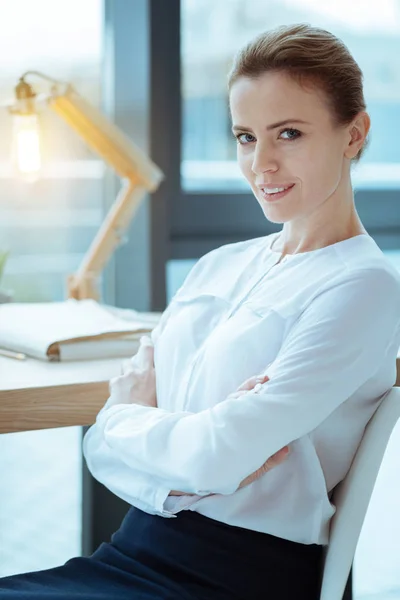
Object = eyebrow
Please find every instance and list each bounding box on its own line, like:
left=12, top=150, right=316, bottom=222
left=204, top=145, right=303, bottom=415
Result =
left=231, top=119, right=310, bottom=133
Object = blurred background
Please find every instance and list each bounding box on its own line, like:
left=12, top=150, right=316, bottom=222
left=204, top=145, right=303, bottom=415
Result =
left=0, top=1, right=399, bottom=598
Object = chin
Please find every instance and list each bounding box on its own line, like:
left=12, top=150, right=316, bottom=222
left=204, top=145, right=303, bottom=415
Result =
left=260, top=205, right=290, bottom=224
left=263, top=213, right=287, bottom=224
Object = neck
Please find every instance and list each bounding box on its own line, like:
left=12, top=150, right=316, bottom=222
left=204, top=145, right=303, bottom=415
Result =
left=272, top=175, right=367, bottom=256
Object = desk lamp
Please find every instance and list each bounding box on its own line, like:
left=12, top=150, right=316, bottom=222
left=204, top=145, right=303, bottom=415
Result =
left=8, top=71, right=164, bottom=301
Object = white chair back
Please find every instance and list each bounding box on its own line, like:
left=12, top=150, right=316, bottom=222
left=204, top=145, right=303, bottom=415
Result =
left=320, top=386, right=400, bottom=600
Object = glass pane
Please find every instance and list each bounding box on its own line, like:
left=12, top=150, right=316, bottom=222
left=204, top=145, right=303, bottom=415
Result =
left=166, top=259, right=197, bottom=302
left=0, top=0, right=104, bottom=302
left=0, top=0, right=103, bottom=576
left=181, top=0, right=400, bottom=191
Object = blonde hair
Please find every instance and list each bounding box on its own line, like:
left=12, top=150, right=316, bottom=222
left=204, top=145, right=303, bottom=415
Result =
left=228, top=23, right=369, bottom=161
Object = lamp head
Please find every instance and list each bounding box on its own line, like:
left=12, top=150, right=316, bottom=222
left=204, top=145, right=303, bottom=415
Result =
left=12, top=78, right=37, bottom=115
left=10, top=78, right=42, bottom=180
left=15, top=78, right=35, bottom=101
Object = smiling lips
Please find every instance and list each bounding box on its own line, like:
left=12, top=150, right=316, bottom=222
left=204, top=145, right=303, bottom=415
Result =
left=259, top=183, right=295, bottom=202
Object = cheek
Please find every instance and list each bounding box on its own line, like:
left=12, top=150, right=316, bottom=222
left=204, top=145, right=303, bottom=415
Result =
left=312, top=145, right=343, bottom=189
left=237, top=148, right=254, bottom=179
left=308, top=132, right=343, bottom=166
left=298, top=137, right=342, bottom=184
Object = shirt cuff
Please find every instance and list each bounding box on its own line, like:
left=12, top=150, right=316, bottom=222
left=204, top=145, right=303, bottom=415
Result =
left=152, top=486, right=177, bottom=518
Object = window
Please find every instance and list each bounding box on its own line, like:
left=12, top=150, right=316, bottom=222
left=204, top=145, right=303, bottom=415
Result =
left=0, top=0, right=103, bottom=302
left=181, top=0, right=400, bottom=192
left=0, top=0, right=103, bottom=576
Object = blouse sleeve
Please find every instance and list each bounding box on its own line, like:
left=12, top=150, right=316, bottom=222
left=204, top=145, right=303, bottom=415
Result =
left=83, top=254, right=214, bottom=514
left=83, top=267, right=400, bottom=511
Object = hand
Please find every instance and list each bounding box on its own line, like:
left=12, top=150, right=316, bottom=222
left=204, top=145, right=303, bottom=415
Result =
left=168, top=372, right=290, bottom=496
left=108, top=336, right=157, bottom=408
left=230, top=373, right=291, bottom=490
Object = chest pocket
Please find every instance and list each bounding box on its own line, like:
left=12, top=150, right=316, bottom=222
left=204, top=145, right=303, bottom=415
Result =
left=215, top=300, right=286, bottom=372
left=160, top=292, right=232, bottom=350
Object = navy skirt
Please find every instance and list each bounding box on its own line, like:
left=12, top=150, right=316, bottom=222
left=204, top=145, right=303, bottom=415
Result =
left=0, top=506, right=324, bottom=599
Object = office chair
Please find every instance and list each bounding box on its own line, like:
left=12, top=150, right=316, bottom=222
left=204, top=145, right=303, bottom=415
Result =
left=320, top=386, right=400, bottom=600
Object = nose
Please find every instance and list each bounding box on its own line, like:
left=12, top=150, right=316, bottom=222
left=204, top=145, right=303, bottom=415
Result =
left=251, top=142, right=279, bottom=176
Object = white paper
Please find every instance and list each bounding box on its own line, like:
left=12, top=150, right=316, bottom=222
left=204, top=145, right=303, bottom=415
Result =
left=0, top=299, right=159, bottom=361
left=58, top=338, right=141, bottom=361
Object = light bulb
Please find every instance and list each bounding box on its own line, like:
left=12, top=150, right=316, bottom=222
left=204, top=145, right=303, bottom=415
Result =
left=12, top=113, right=42, bottom=181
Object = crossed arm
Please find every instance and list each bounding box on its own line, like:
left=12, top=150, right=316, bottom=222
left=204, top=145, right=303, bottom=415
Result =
left=83, top=269, right=400, bottom=513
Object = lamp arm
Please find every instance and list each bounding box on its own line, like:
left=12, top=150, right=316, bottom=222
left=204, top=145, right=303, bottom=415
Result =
left=19, top=71, right=66, bottom=86
left=67, top=179, right=146, bottom=301
left=48, top=84, right=164, bottom=301
left=12, top=73, right=164, bottom=301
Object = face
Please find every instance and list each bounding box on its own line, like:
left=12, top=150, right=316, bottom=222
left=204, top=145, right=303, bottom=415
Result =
left=229, top=71, right=358, bottom=224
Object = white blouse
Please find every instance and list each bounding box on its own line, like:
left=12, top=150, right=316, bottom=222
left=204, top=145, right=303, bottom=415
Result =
left=83, top=231, right=400, bottom=545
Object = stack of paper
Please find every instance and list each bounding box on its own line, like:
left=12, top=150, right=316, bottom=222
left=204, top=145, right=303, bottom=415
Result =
left=0, top=299, right=162, bottom=361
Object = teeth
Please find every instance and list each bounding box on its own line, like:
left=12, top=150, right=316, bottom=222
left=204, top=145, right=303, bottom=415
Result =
left=262, top=186, right=290, bottom=194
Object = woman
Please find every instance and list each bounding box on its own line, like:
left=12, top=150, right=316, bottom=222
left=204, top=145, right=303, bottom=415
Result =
left=2, top=23, right=400, bottom=600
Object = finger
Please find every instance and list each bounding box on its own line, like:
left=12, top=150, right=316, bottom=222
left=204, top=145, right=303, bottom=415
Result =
left=264, top=446, right=290, bottom=468
left=121, top=358, right=131, bottom=375
left=139, top=345, right=154, bottom=364
left=276, top=445, right=290, bottom=458
left=136, top=338, right=154, bottom=358
left=141, top=337, right=154, bottom=351
left=124, top=340, right=154, bottom=373
left=236, top=374, right=269, bottom=392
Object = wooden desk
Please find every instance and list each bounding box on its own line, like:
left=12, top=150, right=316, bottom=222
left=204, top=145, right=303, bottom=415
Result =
left=0, top=356, right=123, bottom=433
left=1, top=354, right=400, bottom=435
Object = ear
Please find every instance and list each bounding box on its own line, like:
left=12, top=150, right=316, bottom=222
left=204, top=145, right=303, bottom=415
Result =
left=344, top=111, right=371, bottom=160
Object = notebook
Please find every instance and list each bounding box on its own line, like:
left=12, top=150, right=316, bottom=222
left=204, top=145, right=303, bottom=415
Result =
left=0, top=299, right=162, bottom=361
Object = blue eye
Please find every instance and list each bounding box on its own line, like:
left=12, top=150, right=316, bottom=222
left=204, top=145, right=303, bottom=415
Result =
left=235, top=128, right=302, bottom=145
left=279, top=128, right=301, bottom=140
left=236, top=133, right=256, bottom=145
